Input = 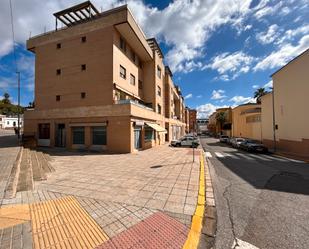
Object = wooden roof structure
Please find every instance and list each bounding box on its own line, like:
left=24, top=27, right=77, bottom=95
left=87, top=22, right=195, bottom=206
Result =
left=53, top=1, right=100, bottom=29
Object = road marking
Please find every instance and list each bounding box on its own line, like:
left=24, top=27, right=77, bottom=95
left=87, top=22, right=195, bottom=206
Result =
left=261, top=154, right=287, bottom=162
left=247, top=154, right=271, bottom=161
left=215, top=152, right=224, bottom=158
left=205, top=152, right=212, bottom=158
left=222, top=153, right=238, bottom=159
left=235, top=153, right=255, bottom=160
left=232, top=238, right=260, bottom=249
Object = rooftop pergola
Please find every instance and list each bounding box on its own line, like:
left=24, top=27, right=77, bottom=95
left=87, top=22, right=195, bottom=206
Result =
left=147, top=38, right=164, bottom=58
left=53, top=1, right=100, bottom=30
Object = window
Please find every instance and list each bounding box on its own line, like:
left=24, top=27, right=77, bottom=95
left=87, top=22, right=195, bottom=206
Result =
left=139, top=60, right=142, bottom=68
left=138, top=80, right=143, bottom=89
left=120, top=37, right=126, bottom=52
left=56, top=69, right=61, bottom=75
left=81, top=64, right=86, bottom=71
left=81, top=36, right=86, bottom=43
left=81, top=92, right=86, bottom=99
left=120, top=65, right=126, bottom=79
left=38, top=123, right=50, bottom=139
left=92, top=126, right=107, bottom=145
left=130, top=74, right=135, bottom=85
left=56, top=95, right=60, bottom=101
left=72, top=127, right=85, bottom=144
left=145, top=127, right=154, bottom=141
left=157, top=86, right=161, bottom=96
left=157, top=66, right=161, bottom=79
left=131, top=51, right=136, bottom=62
left=56, top=43, right=61, bottom=49
left=13, top=121, right=16, bottom=127
left=157, top=104, right=162, bottom=114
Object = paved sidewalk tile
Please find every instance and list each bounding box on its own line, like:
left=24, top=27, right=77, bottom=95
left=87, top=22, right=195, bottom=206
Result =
left=96, top=212, right=189, bottom=249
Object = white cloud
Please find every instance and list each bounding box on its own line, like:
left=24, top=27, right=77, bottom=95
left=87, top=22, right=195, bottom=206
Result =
left=254, top=34, right=309, bottom=71
left=229, top=95, right=255, bottom=105
left=256, top=24, right=279, bottom=45
left=254, top=1, right=283, bottom=19
left=204, top=51, right=254, bottom=80
left=252, top=85, right=259, bottom=89
left=263, top=80, right=273, bottom=89
left=0, top=0, right=253, bottom=73
left=196, top=103, right=228, bottom=118
left=184, top=93, right=193, bottom=99
left=211, top=89, right=226, bottom=100
left=196, top=95, right=202, bottom=98
left=276, top=24, right=309, bottom=45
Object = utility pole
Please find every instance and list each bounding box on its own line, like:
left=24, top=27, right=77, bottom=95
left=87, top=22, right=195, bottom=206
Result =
left=17, top=71, right=20, bottom=141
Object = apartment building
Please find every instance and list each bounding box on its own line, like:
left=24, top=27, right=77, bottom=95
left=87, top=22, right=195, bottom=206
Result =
left=232, top=103, right=262, bottom=141
left=188, top=109, right=197, bottom=133
left=24, top=1, right=187, bottom=153
left=261, top=49, right=309, bottom=158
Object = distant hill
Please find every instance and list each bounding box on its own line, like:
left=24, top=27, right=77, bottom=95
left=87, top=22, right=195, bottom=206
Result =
left=0, top=92, right=25, bottom=115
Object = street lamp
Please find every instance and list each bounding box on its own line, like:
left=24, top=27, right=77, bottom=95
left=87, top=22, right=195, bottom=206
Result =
left=16, top=71, right=20, bottom=141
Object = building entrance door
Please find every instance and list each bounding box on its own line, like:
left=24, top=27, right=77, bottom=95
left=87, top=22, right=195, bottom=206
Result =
left=56, top=124, right=66, bottom=147
left=134, top=127, right=142, bottom=150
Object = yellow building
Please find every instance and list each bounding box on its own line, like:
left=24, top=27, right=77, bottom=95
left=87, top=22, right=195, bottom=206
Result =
left=24, top=1, right=186, bottom=153
left=261, top=48, right=309, bottom=158
left=232, top=103, right=262, bottom=141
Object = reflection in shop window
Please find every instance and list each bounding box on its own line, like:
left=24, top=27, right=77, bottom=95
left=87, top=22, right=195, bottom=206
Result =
left=92, top=126, right=107, bottom=145
left=145, top=127, right=154, bottom=141
left=72, top=127, right=85, bottom=144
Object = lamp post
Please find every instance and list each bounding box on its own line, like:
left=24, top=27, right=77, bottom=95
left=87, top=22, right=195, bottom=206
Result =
left=17, top=71, right=20, bottom=141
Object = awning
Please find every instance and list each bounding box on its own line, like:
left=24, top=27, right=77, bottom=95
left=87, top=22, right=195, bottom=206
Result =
left=146, top=122, right=167, bottom=133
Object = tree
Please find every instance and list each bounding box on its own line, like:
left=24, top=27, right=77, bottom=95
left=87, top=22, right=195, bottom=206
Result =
left=216, top=111, right=226, bottom=134
left=254, top=87, right=267, bottom=104
left=2, top=92, right=11, bottom=104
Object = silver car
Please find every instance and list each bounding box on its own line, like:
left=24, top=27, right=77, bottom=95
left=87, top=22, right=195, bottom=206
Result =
left=231, top=137, right=245, bottom=148
left=171, top=136, right=199, bottom=148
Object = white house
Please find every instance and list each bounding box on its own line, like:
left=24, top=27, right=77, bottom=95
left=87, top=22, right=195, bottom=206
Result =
left=0, top=115, right=23, bottom=129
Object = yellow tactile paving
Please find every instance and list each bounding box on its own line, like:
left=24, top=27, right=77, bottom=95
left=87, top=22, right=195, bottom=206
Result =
left=0, top=204, right=30, bottom=229
left=183, top=152, right=206, bottom=249
left=30, top=196, right=109, bottom=249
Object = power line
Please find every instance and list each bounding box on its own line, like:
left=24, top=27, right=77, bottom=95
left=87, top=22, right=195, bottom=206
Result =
left=9, top=0, right=18, bottom=72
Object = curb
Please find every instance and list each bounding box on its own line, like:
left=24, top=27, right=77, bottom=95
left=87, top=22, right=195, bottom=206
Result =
left=198, top=152, right=217, bottom=249
left=183, top=152, right=206, bottom=249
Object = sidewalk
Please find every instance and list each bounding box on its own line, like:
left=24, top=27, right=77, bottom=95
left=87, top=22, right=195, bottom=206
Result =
left=0, top=144, right=204, bottom=249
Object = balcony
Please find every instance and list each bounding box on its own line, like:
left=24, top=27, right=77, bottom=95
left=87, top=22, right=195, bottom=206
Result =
left=115, top=99, right=154, bottom=111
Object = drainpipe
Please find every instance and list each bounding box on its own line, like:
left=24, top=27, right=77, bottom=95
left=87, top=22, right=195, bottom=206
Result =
left=272, top=89, right=276, bottom=152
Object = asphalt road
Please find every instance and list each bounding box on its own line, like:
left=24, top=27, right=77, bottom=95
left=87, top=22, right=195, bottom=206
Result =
left=200, top=136, right=309, bottom=249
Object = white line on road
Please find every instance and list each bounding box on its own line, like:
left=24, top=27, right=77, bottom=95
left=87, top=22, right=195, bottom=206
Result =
left=205, top=152, right=212, bottom=158
left=215, top=152, right=224, bottom=158
left=232, top=238, right=260, bottom=249
left=248, top=153, right=271, bottom=161
left=235, top=153, right=255, bottom=160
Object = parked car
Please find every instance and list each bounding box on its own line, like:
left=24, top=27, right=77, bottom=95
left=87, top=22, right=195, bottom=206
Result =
left=239, top=139, right=268, bottom=153
left=231, top=137, right=246, bottom=148
left=171, top=136, right=199, bottom=148
left=219, top=135, right=229, bottom=143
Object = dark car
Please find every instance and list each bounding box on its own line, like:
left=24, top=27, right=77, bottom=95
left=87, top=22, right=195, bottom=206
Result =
left=239, top=139, right=268, bottom=153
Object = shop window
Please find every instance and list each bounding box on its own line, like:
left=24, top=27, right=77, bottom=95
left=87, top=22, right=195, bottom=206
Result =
left=145, top=127, right=154, bottom=141
left=130, top=74, right=135, bottom=85
left=72, top=127, right=85, bottom=144
left=38, top=123, right=50, bottom=139
left=92, top=126, right=107, bottom=145
left=120, top=65, right=126, bottom=79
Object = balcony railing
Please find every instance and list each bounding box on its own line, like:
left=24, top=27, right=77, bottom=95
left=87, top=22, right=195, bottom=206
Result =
left=115, top=99, right=154, bottom=111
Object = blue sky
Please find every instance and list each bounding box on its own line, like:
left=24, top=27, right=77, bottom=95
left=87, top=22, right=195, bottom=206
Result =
left=0, top=0, right=308, bottom=117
